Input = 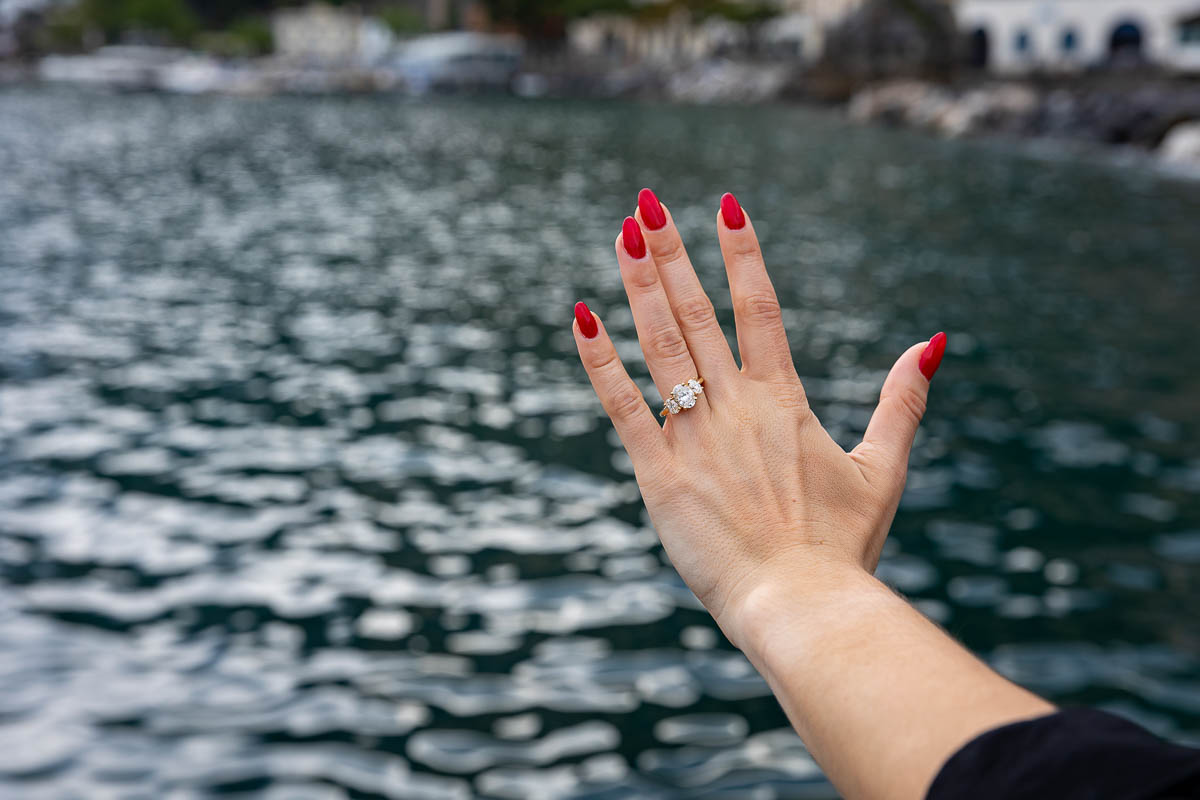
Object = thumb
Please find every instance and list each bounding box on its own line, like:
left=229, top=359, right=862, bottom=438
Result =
left=851, top=333, right=947, bottom=487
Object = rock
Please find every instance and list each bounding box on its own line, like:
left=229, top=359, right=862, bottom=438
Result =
left=1159, top=121, right=1200, bottom=165
left=848, top=80, right=1039, bottom=138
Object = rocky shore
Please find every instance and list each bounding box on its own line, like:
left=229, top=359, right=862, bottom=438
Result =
left=845, top=77, right=1200, bottom=168
left=527, top=58, right=1200, bottom=170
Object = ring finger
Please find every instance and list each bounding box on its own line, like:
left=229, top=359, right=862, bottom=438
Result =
left=615, top=217, right=706, bottom=421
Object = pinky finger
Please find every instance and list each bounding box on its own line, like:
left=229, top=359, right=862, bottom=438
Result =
left=574, top=301, right=667, bottom=466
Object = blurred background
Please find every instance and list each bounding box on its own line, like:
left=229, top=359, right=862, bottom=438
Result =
left=2, top=1, right=1200, bottom=798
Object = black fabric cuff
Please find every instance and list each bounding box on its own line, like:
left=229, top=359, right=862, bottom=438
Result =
left=926, top=708, right=1200, bottom=800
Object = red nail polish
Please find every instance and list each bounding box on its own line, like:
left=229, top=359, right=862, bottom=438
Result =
left=621, top=216, right=646, bottom=259
left=638, top=188, right=667, bottom=231
left=919, top=332, right=947, bottom=380
left=575, top=301, right=598, bottom=339
left=720, top=192, right=745, bottom=230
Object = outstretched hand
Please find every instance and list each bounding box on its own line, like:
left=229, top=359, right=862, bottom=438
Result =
left=572, top=190, right=1053, bottom=800
left=572, top=189, right=947, bottom=648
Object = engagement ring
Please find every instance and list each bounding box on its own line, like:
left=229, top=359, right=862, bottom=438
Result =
left=661, top=377, right=704, bottom=417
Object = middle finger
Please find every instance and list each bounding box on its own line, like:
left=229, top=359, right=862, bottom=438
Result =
left=635, top=188, right=738, bottom=380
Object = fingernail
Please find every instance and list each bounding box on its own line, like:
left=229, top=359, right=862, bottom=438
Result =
left=919, top=332, right=947, bottom=380
left=575, top=301, right=598, bottom=339
left=638, top=187, right=667, bottom=231
left=621, top=216, right=646, bottom=259
left=720, top=192, right=745, bottom=230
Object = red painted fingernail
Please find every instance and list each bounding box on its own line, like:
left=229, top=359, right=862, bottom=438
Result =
left=919, top=332, right=947, bottom=380
left=621, top=216, right=646, bottom=259
left=638, top=188, right=667, bottom=231
left=575, top=301, right=598, bottom=339
left=720, top=192, right=745, bottom=230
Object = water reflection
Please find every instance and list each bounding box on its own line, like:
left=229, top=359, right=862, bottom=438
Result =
left=1, top=87, right=1199, bottom=796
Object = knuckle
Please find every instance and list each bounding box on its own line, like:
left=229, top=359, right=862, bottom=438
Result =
left=624, top=261, right=660, bottom=292
left=644, top=322, right=690, bottom=361
left=730, top=237, right=762, bottom=261
left=774, top=384, right=810, bottom=413
left=884, top=383, right=927, bottom=422
left=607, top=385, right=647, bottom=422
left=674, top=295, right=717, bottom=331
left=655, top=236, right=689, bottom=269
left=736, top=292, right=783, bottom=325
left=585, top=347, right=622, bottom=375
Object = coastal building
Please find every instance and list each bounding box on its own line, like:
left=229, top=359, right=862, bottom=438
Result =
left=956, top=0, right=1200, bottom=73
left=272, top=4, right=394, bottom=66
left=566, top=12, right=748, bottom=64
left=566, top=0, right=869, bottom=65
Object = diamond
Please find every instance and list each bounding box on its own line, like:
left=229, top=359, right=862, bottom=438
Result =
left=688, top=378, right=703, bottom=395
left=665, top=397, right=681, bottom=415
left=673, top=383, right=697, bottom=409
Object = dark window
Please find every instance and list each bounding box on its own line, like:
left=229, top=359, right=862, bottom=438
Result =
left=1015, top=28, right=1031, bottom=55
left=1062, top=28, right=1077, bottom=52
left=1180, top=17, right=1200, bottom=45
left=1109, top=21, right=1143, bottom=59
left=968, top=27, right=989, bottom=68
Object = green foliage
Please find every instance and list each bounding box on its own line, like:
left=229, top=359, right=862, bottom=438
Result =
left=102, top=0, right=198, bottom=42
left=183, top=0, right=283, bottom=30
left=45, top=0, right=200, bottom=46
left=40, top=5, right=90, bottom=52
left=479, top=0, right=633, bottom=37
left=697, top=0, right=777, bottom=25
left=380, top=6, right=425, bottom=35
left=476, top=0, right=776, bottom=37
left=195, top=16, right=273, bottom=56
left=229, top=17, right=273, bottom=53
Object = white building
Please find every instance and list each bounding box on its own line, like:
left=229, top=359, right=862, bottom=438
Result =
left=567, top=12, right=749, bottom=64
left=566, top=0, right=867, bottom=65
left=956, top=0, right=1200, bottom=73
left=272, top=4, right=395, bottom=66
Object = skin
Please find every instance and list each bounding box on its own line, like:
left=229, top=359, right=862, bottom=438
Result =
left=572, top=199, right=1055, bottom=800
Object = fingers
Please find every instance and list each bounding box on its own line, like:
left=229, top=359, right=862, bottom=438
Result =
left=715, top=193, right=796, bottom=380
left=573, top=301, right=668, bottom=465
left=850, top=334, right=948, bottom=488
left=615, top=218, right=704, bottom=412
left=634, top=189, right=738, bottom=382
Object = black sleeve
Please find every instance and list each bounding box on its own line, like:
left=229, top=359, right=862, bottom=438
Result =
left=926, top=708, right=1200, bottom=800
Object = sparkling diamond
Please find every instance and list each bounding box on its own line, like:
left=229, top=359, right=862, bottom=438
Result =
left=665, top=398, right=681, bottom=415
left=688, top=378, right=703, bottom=395
left=673, top=384, right=697, bottom=409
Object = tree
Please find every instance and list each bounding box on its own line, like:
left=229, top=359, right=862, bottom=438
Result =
left=819, top=0, right=956, bottom=82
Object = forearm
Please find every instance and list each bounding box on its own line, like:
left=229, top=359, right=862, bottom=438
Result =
left=724, top=564, right=1055, bottom=800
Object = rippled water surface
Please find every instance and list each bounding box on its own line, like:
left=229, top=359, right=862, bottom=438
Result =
left=2, top=87, right=1200, bottom=798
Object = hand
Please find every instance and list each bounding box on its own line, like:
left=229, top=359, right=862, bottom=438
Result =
left=573, top=189, right=947, bottom=646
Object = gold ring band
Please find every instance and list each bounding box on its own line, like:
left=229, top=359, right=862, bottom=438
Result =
left=661, top=377, right=704, bottom=417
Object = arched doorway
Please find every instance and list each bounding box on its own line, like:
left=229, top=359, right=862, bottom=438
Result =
left=967, top=27, right=989, bottom=69
left=1109, top=20, right=1144, bottom=64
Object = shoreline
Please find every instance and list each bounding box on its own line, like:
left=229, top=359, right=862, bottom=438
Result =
left=521, top=59, right=1200, bottom=169
left=7, top=53, right=1200, bottom=173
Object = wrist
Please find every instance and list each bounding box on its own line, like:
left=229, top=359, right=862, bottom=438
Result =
left=715, top=558, right=880, bottom=659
